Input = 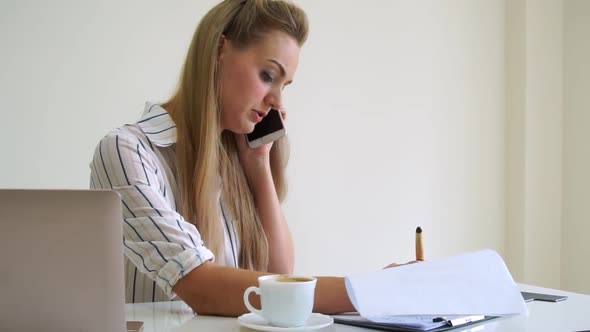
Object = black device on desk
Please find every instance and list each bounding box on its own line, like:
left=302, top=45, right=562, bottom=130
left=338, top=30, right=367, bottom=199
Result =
left=333, top=315, right=498, bottom=332
left=521, top=291, right=568, bottom=302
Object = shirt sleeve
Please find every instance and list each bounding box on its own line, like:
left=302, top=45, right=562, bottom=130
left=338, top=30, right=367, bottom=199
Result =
left=89, top=130, right=214, bottom=298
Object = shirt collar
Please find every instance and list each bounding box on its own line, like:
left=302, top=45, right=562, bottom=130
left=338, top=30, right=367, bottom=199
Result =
left=136, top=102, right=177, bottom=147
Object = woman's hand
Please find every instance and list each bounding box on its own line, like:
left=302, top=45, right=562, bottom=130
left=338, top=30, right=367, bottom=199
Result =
left=234, top=108, right=293, bottom=273
left=383, top=260, right=421, bottom=269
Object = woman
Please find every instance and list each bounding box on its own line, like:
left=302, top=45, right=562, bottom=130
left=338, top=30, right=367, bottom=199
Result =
left=90, top=0, right=394, bottom=316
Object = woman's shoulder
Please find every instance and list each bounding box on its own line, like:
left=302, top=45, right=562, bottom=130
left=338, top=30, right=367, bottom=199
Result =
left=96, top=124, right=146, bottom=147
left=93, top=102, right=168, bottom=155
left=91, top=122, right=157, bottom=163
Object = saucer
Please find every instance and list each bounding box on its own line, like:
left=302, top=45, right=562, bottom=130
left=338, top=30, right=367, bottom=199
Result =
left=237, top=313, right=334, bottom=331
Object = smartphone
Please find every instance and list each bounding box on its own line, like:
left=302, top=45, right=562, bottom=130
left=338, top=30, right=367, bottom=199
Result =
left=521, top=291, right=568, bottom=302
left=245, top=109, right=286, bottom=149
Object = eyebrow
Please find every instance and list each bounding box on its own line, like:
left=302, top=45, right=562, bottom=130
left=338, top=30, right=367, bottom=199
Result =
left=266, top=59, right=293, bottom=85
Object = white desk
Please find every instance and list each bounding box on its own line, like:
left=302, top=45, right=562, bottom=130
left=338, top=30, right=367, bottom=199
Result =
left=125, top=284, right=590, bottom=332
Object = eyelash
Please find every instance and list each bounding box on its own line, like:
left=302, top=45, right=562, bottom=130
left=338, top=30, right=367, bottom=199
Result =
left=261, top=71, right=274, bottom=84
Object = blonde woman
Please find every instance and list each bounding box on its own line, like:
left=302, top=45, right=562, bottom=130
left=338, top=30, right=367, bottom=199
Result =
left=90, top=0, right=396, bottom=316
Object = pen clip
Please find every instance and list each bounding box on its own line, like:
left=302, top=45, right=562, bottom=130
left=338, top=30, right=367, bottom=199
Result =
left=432, top=315, right=485, bottom=326
left=448, top=315, right=486, bottom=327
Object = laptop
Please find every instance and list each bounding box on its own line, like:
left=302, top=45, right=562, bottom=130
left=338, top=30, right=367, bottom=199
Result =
left=0, top=189, right=126, bottom=332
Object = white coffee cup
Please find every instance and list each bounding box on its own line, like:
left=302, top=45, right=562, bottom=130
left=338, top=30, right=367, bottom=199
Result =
left=243, top=275, right=317, bottom=327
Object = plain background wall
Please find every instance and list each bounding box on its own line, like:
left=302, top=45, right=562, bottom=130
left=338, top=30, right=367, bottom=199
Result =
left=562, top=0, right=590, bottom=295
left=0, top=1, right=586, bottom=292
left=522, top=0, right=563, bottom=289
left=504, top=0, right=589, bottom=294
left=505, top=0, right=527, bottom=285
left=285, top=1, right=505, bottom=276
left=504, top=0, right=564, bottom=290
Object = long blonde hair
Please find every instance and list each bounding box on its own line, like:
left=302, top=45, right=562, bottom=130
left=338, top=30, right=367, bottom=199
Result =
left=164, top=0, right=308, bottom=271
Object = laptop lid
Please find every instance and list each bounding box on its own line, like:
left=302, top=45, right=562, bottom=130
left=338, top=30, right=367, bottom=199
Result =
left=0, top=189, right=125, bottom=332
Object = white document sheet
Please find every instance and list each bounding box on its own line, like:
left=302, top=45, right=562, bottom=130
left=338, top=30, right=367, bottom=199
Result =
left=344, top=250, right=528, bottom=319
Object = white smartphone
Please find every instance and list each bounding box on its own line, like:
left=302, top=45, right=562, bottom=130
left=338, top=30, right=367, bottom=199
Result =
left=245, top=109, right=286, bottom=149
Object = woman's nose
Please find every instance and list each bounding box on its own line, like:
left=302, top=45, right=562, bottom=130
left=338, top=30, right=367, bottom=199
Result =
left=265, top=90, right=282, bottom=111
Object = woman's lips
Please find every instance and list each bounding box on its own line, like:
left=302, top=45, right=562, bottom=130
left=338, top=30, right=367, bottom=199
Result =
left=252, top=110, right=265, bottom=123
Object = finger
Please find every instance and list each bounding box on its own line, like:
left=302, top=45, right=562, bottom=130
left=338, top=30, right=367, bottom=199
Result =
left=383, top=262, right=400, bottom=269
left=279, top=108, right=287, bottom=121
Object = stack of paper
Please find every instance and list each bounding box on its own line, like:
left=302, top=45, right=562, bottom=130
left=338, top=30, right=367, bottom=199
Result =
left=332, top=313, right=450, bottom=330
left=341, top=250, right=527, bottom=330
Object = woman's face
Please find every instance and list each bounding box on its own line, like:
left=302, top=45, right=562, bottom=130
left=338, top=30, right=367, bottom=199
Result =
left=218, top=31, right=300, bottom=134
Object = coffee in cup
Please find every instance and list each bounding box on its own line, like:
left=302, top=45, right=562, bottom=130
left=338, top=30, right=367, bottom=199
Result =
left=243, top=275, right=317, bottom=327
left=276, top=276, right=315, bottom=283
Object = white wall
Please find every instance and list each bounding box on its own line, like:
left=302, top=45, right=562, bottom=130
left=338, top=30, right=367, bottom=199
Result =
left=523, top=0, right=563, bottom=289
left=562, top=0, right=590, bottom=295
left=288, top=0, right=505, bottom=275
left=505, top=0, right=527, bottom=283
left=0, top=1, right=505, bottom=277
left=505, top=0, right=590, bottom=294
left=0, top=0, right=220, bottom=188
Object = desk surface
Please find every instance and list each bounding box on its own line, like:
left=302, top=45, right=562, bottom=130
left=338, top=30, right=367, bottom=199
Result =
left=125, top=284, right=590, bottom=332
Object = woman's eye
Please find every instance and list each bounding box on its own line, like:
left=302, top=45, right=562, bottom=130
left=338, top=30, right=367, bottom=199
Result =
left=261, top=71, right=274, bottom=84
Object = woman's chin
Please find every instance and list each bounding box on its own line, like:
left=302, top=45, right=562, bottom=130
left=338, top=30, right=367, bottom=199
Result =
left=242, top=123, right=256, bottom=134
left=227, top=124, right=255, bottom=135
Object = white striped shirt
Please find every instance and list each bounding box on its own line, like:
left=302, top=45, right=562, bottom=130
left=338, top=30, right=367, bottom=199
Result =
left=89, top=102, right=240, bottom=303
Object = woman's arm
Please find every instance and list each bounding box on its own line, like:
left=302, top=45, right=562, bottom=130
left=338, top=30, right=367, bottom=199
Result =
left=247, top=162, right=294, bottom=274
left=91, top=131, right=215, bottom=299
left=173, top=262, right=354, bottom=316
left=235, top=132, right=294, bottom=274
